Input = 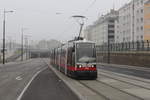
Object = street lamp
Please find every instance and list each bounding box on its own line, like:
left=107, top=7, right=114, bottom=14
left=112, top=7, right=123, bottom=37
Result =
left=2, top=9, right=14, bottom=64
left=72, top=15, right=87, bottom=39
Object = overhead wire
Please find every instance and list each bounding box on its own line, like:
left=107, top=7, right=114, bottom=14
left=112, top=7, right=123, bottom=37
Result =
left=83, top=0, right=97, bottom=15
left=56, top=0, right=97, bottom=41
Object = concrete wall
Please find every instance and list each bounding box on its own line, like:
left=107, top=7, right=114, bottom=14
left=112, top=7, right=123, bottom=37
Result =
left=97, top=52, right=150, bottom=67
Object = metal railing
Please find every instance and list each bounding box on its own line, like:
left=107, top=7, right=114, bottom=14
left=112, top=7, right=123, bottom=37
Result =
left=96, top=40, right=150, bottom=52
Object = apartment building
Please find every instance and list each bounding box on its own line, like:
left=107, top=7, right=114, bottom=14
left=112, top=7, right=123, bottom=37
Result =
left=84, top=9, right=118, bottom=45
left=134, top=0, right=145, bottom=41
left=115, top=0, right=150, bottom=43
left=144, top=0, right=150, bottom=40
left=115, top=2, right=133, bottom=43
left=84, top=25, right=93, bottom=41
left=84, top=0, right=150, bottom=45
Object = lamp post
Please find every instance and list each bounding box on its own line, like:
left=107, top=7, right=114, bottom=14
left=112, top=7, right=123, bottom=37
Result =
left=2, top=9, right=14, bottom=64
left=21, top=28, right=28, bottom=61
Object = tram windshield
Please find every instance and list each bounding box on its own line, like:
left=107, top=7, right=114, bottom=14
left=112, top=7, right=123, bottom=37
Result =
left=76, top=43, right=96, bottom=63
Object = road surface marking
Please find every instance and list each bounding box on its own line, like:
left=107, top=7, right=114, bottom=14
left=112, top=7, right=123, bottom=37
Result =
left=17, top=67, right=47, bottom=100
left=16, top=76, right=23, bottom=81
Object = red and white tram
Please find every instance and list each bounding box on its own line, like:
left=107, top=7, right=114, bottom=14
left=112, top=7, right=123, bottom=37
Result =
left=50, top=39, right=97, bottom=79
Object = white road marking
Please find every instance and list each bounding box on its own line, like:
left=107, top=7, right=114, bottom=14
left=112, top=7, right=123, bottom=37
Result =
left=123, top=70, right=134, bottom=74
left=17, top=68, right=46, bottom=100
left=16, top=76, right=23, bottom=81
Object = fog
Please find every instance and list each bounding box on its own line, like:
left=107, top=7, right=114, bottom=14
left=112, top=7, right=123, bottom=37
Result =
left=0, top=0, right=130, bottom=43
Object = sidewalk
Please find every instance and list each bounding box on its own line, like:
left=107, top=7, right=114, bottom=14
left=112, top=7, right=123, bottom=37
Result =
left=16, top=53, right=28, bottom=62
left=5, top=51, right=14, bottom=58
left=0, top=51, right=14, bottom=63
left=98, top=63, right=150, bottom=72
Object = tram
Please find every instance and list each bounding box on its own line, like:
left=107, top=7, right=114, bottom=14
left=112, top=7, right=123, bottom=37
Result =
left=50, top=38, right=97, bottom=79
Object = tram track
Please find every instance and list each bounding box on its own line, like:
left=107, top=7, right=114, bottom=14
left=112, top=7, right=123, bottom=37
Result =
left=98, top=69, right=150, bottom=89
left=79, top=80, right=143, bottom=100
left=96, top=70, right=150, bottom=100
left=95, top=80, right=144, bottom=100
left=78, top=81, right=110, bottom=100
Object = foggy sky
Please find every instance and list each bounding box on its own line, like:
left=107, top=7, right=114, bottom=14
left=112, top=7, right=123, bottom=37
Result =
left=0, top=0, right=130, bottom=43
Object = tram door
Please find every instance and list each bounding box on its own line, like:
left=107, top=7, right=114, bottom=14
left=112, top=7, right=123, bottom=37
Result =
left=58, top=50, right=61, bottom=71
left=65, top=48, right=68, bottom=75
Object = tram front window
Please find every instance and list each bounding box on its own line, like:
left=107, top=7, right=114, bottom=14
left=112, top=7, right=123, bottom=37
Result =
left=76, top=43, right=96, bottom=63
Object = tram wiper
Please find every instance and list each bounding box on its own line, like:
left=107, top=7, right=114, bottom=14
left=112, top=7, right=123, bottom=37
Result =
left=79, top=56, right=96, bottom=63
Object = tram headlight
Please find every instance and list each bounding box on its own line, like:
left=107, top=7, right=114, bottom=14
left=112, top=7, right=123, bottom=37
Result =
left=77, top=65, right=82, bottom=68
left=91, top=65, right=96, bottom=68
left=79, top=65, right=82, bottom=68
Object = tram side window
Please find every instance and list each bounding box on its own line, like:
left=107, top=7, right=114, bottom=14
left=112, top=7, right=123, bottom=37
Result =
left=61, top=49, right=65, bottom=57
left=67, top=47, right=72, bottom=66
left=72, top=52, right=75, bottom=66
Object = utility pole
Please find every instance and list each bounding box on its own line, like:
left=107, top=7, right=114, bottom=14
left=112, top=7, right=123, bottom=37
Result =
left=107, top=37, right=110, bottom=64
left=21, top=28, right=24, bottom=61
left=2, top=9, right=13, bottom=64
left=21, top=28, right=28, bottom=61
left=24, top=35, right=30, bottom=60
left=3, top=10, right=6, bottom=64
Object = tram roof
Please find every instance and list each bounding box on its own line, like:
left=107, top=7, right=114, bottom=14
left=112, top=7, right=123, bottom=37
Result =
left=73, top=39, right=95, bottom=44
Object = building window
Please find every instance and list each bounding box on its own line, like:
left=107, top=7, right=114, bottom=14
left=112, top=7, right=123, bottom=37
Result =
left=137, top=18, right=139, bottom=23
left=109, top=20, right=114, bottom=23
left=141, top=35, right=143, bottom=40
left=123, top=38, right=125, bottom=42
left=141, top=18, right=143, bottom=22
left=137, top=10, right=139, bottom=14
left=108, top=30, right=114, bottom=33
left=137, top=36, right=139, bottom=40
left=141, top=9, right=143, bottom=13
left=108, top=25, right=114, bottom=28
left=137, top=27, right=139, bottom=31
left=141, top=26, right=143, bottom=31
left=137, top=2, right=139, bottom=6
left=141, top=0, right=143, bottom=5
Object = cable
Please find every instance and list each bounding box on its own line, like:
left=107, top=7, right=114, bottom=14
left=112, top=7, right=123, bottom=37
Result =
left=55, top=21, right=76, bottom=41
left=83, top=0, right=97, bottom=14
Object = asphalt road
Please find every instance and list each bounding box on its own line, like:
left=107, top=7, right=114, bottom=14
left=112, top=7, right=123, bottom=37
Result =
left=21, top=68, right=79, bottom=100
left=0, top=59, right=47, bottom=100
left=0, top=59, right=79, bottom=100
left=99, top=65, right=150, bottom=79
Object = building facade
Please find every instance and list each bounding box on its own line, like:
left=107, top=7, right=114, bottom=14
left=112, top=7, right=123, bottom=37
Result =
left=115, top=2, right=133, bottom=43
left=115, top=0, right=149, bottom=43
left=144, top=0, right=150, bottom=40
left=84, top=9, right=118, bottom=45
left=84, top=0, right=150, bottom=45
left=134, top=0, right=145, bottom=41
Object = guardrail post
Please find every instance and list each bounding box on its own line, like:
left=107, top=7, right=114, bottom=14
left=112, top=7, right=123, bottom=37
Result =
left=115, top=43, right=116, bottom=51
left=132, top=41, right=134, bottom=51
left=117, top=43, right=119, bottom=51
left=122, top=42, right=124, bottom=51
left=129, top=42, right=131, bottom=51
left=142, top=40, right=144, bottom=51
left=147, top=40, right=150, bottom=51
left=137, top=41, right=139, bottom=51
left=125, top=42, right=127, bottom=51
